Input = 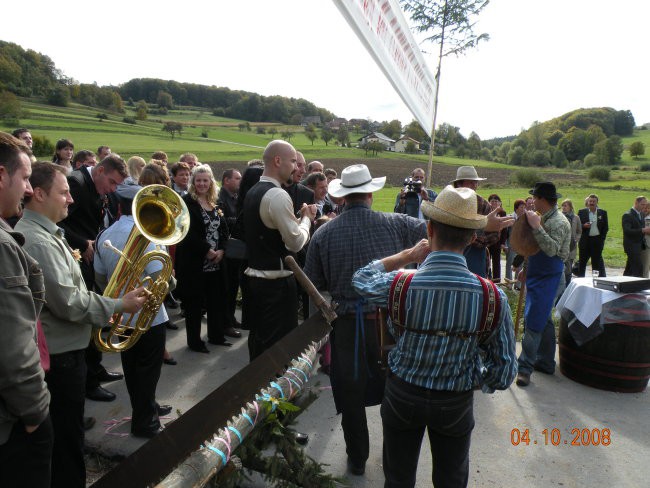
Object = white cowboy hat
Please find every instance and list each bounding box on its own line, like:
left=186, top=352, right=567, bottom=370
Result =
left=421, top=185, right=487, bottom=230
left=450, top=165, right=486, bottom=184
left=328, top=164, right=386, bottom=198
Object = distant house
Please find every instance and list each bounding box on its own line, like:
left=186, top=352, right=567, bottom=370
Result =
left=394, top=136, right=420, bottom=153
left=358, top=132, right=395, bottom=150
left=302, top=115, right=322, bottom=126
left=327, top=117, right=348, bottom=131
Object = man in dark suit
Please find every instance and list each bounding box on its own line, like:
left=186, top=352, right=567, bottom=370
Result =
left=283, top=151, right=314, bottom=317
left=577, top=194, right=608, bottom=277
left=59, top=154, right=128, bottom=402
left=622, top=196, right=650, bottom=277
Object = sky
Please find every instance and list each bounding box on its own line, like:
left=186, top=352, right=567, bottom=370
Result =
left=3, top=0, right=648, bottom=139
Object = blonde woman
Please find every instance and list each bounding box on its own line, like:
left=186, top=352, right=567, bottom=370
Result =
left=174, top=165, right=232, bottom=353
left=126, top=156, right=146, bottom=184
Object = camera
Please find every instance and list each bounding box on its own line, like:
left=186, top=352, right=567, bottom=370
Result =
left=403, top=177, right=423, bottom=196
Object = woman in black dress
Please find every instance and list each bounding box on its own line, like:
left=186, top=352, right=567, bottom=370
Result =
left=175, top=165, right=230, bottom=353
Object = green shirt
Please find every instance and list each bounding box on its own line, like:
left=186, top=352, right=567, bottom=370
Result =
left=532, top=206, right=571, bottom=261
left=15, top=209, right=122, bottom=354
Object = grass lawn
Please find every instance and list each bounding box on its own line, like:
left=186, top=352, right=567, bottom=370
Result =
left=7, top=98, right=650, bottom=269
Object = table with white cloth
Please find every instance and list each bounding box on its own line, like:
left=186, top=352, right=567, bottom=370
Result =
left=555, top=277, right=650, bottom=392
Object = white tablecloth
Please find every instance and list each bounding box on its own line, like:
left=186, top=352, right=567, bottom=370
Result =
left=554, top=277, right=629, bottom=327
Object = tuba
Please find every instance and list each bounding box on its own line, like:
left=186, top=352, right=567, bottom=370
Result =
left=94, top=185, right=189, bottom=353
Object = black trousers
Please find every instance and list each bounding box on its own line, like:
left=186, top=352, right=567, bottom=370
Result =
left=46, top=349, right=87, bottom=488
left=0, top=415, right=53, bottom=488
left=184, top=270, right=227, bottom=349
left=245, top=275, right=297, bottom=361
left=81, top=259, right=107, bottom=392
left=578, top=236, right=607, bottom=277
left=330, top=315, right=384, bottom=466
left=121, top=324, right=166, bottom=432
left=624, top=250, right=644, bottom=277
left=381, top=374, right=474, bottom=488
left=224, top=257, right=242, bottom=326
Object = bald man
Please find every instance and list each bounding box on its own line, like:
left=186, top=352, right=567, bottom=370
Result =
left=243, top=141, right=316, bottom=360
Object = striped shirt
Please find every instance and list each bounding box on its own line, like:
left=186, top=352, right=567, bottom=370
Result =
left=304, top=202, right=426, bottom=314
left=352, top=251, right=517, bottom=392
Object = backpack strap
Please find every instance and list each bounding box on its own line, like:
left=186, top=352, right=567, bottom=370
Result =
left=474, top=273, right=502, bottom=344
left=387, top=269, right=502, bottom=343
left=388, top=270, right=416, bottom=332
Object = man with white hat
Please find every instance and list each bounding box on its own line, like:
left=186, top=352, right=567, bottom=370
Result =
left=452, top=166, right=500, bottom=277
left=304, top=164, right=427, bottom=476
left=352, top=185, right=517, bottom=488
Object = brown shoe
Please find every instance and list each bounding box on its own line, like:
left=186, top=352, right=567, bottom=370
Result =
left=224, top=327, right=241, bottom=338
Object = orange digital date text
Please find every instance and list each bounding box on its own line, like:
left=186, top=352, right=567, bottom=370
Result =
left=510, top=427, right=611, bottom=446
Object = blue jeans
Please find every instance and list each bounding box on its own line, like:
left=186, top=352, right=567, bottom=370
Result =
left=381, top=374, right=474, bottom=488
left=518, top=273, right=565, bottom=375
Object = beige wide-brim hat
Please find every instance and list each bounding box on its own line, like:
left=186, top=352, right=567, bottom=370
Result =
left=421, top=185, right=487, bottom=230
left=328, top=164, right=386, bottom=198
left=450, top=165, right=487, bottom=184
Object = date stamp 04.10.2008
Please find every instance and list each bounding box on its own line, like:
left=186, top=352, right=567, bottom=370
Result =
left=510, top=428, right=611, bottom=447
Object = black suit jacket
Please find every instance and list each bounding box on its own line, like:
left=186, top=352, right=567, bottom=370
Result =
left=284, top=183, right=314, bottom=216
left=577, top=207, right=608, bottom=243
left=622, top=208, right=645, bottom=254
left=60, top=167, right=103, bottom=253
left=174, top=194, right=229, bottom=297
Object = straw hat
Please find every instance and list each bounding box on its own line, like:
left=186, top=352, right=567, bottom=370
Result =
left=421, top=185, right=487, bottom=229
left=451, top=165, right=486, bottom=184
left=328, top=164, right=386, bottom=198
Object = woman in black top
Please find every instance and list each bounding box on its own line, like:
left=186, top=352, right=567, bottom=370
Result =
left=175, top=165, right=230, bottom=353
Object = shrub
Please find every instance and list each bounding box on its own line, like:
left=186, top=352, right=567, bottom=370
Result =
left=256, top=126, right=266, bottom=134
left=32, top=135, right=54, bottom=157
left=638, top=163, right=650, bottom=172
left=511, top=168, right=541, bottom=187
left=584, top=153, right=597, bottom=167
left=122, top=116, right=136, bottom=124
left=588, top=166, right=610, bottom=181
left=201, top=128, right=209, bottom=138
left=96, top=113, right=108, bottom=121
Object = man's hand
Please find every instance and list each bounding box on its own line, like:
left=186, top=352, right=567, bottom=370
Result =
left=484, top=208, right=515, bottom=232
left=419, top=188, right=430, bottom=201
left=524, top=210, right=542, bottom=230
left=300, top=203, right=317, bottom=220
left=122, top=286, right=149, bottom=314
left=213, top=249, right=225, bottom=263
left=82, top=240, right=95, bottom=264
left=643, top=227, right=650, bottom=235
left=25, top=424, right=39, bottom=433
left=408, top=239, right=431, bottom=264
left=517, top=268, right=527, bottom=283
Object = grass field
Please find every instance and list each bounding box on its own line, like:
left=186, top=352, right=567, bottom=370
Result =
left=5, top=98, right=650, bottom=269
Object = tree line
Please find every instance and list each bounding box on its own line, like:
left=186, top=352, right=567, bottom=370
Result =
left=0, top=41, right=335, bottom=125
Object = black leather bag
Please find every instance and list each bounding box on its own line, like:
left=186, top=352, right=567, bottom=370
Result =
left=225, top=238, right=247, bottom=260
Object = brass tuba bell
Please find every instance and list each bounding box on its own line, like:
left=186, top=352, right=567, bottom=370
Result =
left=94, top=184, right=189, bottom=353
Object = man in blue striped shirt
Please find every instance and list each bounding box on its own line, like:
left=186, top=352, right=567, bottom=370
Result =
left=352, top=185, right=517, bottom=488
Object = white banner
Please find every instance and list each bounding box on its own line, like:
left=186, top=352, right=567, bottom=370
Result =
left=332, top=0, right=436, bottom=134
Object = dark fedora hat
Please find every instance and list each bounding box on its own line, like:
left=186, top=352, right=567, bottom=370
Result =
left=529, top=181, right=561, bottom=200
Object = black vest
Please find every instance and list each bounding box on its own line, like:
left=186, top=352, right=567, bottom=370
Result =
left=244, top=181, right=291, bottom=270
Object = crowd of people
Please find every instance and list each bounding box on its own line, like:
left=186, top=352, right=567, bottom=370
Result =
left=0, top=127, right=641, bottom=488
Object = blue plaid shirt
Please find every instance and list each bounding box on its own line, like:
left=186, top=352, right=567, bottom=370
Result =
left=352, top=251, right=517, bottom=393
left=304, top=202, right=426, bottom=314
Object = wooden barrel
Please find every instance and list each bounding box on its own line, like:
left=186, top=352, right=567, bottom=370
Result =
left=559, top=314, right=650, bottom=393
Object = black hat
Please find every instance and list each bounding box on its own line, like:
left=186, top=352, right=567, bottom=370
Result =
left=529, top=182, right=561, bottom=200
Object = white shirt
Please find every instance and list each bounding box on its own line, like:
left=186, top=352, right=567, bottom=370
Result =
left=245, top=176, right=311, bottom=279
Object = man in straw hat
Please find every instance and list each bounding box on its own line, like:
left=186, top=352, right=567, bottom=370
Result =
left=452, top=165, right=500, bottom=277
left=352, top=185, right=517, bottom=488
left=515, top=182, right=570, bottom=387
left=304, top=164, right=428, bottom=476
